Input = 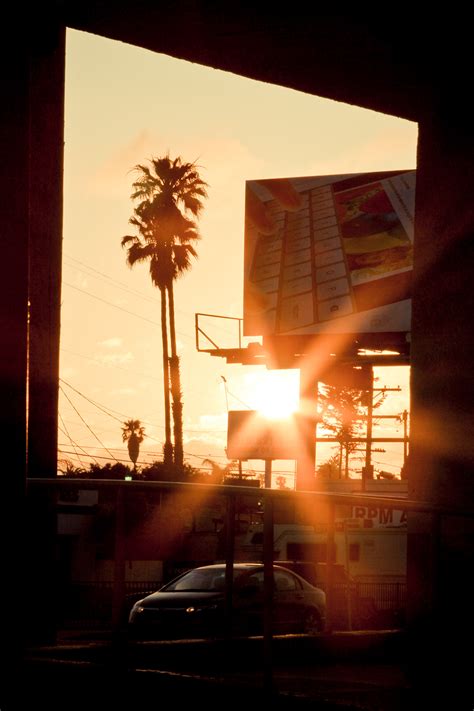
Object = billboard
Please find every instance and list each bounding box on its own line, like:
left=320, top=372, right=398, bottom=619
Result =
left=244, top=170, right=415, bottom=338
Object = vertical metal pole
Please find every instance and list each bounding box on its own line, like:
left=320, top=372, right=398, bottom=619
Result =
left=314, top=382, right=319, bottom=475
left=403, top=409, right=409, bottom=464
left=363, top=365, right=374, bottom=488
left=263, top=460, right=274, bottom=694
left=326, top=500, right=336, bottom=632
left=343, top=521, right=353, bottom=630
left=431, top=512, right=441, bottom=617
left=112, top=486, right=126, bottom=638
left=225, top=492, right=236, bottom=637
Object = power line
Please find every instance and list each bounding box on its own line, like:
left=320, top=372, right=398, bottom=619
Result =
left=58, top=415, right=90, bottom=467
left=59, top=385, right=119, bottom=461
left=59, top=377, right=227, bottom=436
left=372, top=459, right=403, bottom=470
left=58, top=448, right=148, bottom=466
left=60, top=347, right=230, bottom=424
left=59, top=378, right=167, bottom=447
left=63, top=281, right=163, bottom=326
left=60, top=379, right=160, bottom=439
left=57, top=443, right=227, bottom=460
left=57, top=447, right=296, bottom=476
left=64, top=256, right=160, bottom=304
left=58, top=442, right=128, bottom=453
left=58, top=425, right=90, bottom=461
left=63, top=281, right=194, bottom=341
left=60, top=378, right=124, bottom=424
left=64, top=253, right=239, bottom=337
left=225, top=388, right=252, bottom=410
left=60, top=346, right=161, bottom=382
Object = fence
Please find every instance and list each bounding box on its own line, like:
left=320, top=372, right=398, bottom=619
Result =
left=27, top=476, right=458, bottom=639
left=58, top=578, right=407, bottom=631
left=328, top=581, right=406, bottom=630
left=58, top=581, right=161, bottom=629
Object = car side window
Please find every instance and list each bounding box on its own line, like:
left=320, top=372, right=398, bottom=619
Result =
left=275, top=570, right=299, bottom=592
left=245, top=571, right=264, bottom=590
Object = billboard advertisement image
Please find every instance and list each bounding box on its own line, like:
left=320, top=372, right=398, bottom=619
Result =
left=244, top=170, right=416, bottom=339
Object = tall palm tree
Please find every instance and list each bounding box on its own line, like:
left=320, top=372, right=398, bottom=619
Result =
left=122, top=228, right=174, bottom=466
left=122, top=419, right=145, bottom=472
left=122, top=154, right=208, bottom=470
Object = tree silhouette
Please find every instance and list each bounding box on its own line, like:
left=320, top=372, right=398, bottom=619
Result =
left=318, top=382, right=386, bottom=478
left=122, top=154, right=208, bottom=470
left=201, top=457, right=239, bottom=484
left=121, top=419, right=145, bottom=472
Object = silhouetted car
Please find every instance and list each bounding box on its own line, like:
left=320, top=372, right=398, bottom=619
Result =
left=128, top=563, right=326, bottom=639
left=275, top=560, right=378, bottom=629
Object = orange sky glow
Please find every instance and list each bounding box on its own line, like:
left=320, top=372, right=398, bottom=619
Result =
left=59, top=29, right=417, bottom=485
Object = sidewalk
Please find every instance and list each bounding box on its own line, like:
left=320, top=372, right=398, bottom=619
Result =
left=21, top=630, right=411, bottom=710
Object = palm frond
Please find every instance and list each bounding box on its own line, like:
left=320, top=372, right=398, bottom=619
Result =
left=149, top=253, right=174, bottom=289
left=121, top=234, right=141, bottom=247
left=172, top=243, right=198, bottom=276
left=182, top=194, right=205, bottom=216
left=125, top=242, right=156, bottom=267
left=122, top=153, right=207, bottom=293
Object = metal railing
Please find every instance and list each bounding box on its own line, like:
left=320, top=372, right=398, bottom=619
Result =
left=26, top=476, right=474, bottom=638
left=57, top=579, right=407, bottom=631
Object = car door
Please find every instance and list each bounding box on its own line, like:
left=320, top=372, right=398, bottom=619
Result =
left=233, top=570, right=265, bottom=635
left=273, top=569, right=305, bottom=633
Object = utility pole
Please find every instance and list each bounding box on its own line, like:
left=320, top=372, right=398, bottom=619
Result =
left=361, top=377, right=402, bottom=488
left=402, top=409, right=409, bottom=464
left=362, top=365, right=374, bottom=487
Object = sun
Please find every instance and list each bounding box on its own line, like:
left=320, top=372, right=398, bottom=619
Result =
left=252, top=370, right=300, bottom=419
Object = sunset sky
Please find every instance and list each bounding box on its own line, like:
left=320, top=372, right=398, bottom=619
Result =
left=59, top=29, right=417, bottom=484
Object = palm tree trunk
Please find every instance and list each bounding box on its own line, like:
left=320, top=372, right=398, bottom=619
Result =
left=167, top=284, right=184, bottom=469
left=160, top=286, right=173, bottom=467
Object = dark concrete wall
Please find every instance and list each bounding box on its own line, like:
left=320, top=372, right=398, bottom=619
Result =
left=407, top=106, right=474, bottom=704
left=5, top=7, right=474, bottom=703
left=28, top=23, right=65, bottom=478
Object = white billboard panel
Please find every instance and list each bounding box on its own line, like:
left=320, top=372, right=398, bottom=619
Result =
left=244, top=170, right=416, bottom=338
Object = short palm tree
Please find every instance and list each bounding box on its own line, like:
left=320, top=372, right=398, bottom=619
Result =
left=122, top=154, right=208, bottom=470
left=122, top=419, right=145, bottom=471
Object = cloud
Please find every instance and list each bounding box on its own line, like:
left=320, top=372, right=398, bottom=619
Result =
left=197, top=413, right=228, bottom=430
left=89, top=130, right=156, bottom=198
left=182, top=413, right=227, bottom=448
left=99, top=337, right=123, bottom=348
left=89, top=130, right=265, bottom=207
left=111, top=387, right=136, bottom=396
left=182, top=436, right=228, bottom=461
left=304, top=125, right=418, bottom=177
left=95, top=351, right=134, bottom=365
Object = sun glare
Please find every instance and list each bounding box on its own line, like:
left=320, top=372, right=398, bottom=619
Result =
left=252, top=370, right=300, bottom=419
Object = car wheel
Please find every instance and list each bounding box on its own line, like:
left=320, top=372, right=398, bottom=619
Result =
left=303, top=608, right=322, bottom=635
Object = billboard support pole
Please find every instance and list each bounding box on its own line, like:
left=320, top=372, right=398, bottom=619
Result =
left=362, top=365, right=375, bottom=489
left=263, top=459, right=274, bottom=694
left=224, top=493, right=236, bottom=638
left=296, top=361, right=317, bottom=491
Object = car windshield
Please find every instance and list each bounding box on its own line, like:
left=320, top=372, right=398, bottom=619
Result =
left=164, top=568, right=247, bottom=592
